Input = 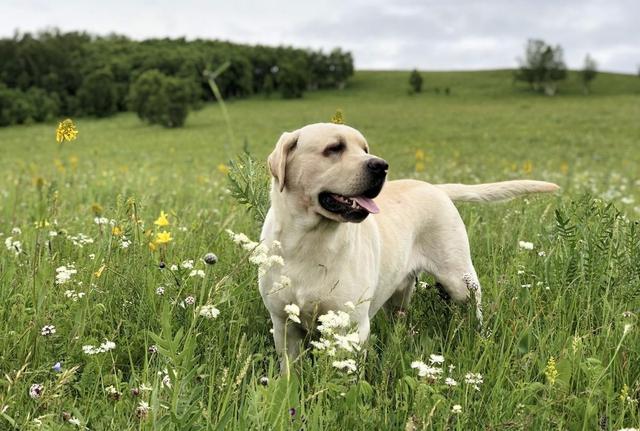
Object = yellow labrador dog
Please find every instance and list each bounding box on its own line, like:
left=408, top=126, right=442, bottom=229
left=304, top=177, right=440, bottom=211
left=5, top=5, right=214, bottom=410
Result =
left=259, top=123, right=558, bottom=370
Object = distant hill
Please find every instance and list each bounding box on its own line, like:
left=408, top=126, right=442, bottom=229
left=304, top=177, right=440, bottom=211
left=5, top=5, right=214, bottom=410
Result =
left=346, top=69, right=640, bottom=98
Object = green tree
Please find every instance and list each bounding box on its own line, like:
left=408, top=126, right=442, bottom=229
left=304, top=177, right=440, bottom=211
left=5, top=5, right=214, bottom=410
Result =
left=581, top=54, right=597, bottom=94
left=128, top=69, right=191, bottom=128
left=515, top=39, right=567, bottom=96
left=409, top=69, right=423, bottom=94
left=128, top=69, right=167, bottom=125
left=26, top=87, right=58, bottom=122
left=78, top=67, right=118, bottom=117
left=278, top=60, right=308, bottom=99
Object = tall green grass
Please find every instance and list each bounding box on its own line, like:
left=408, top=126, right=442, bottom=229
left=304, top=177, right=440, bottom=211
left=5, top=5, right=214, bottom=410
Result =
left=0, top=70, right=638, bottom=430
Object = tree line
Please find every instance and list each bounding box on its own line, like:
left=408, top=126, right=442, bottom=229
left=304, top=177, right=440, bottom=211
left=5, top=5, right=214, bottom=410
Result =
left=0, top=30, right=354, bottom=127
left=408, top=39, right=601, bottom=97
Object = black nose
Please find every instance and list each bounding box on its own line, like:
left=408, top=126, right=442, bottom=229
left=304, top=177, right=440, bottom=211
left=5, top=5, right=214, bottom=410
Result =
left=367, top=158, right=389, bottom=174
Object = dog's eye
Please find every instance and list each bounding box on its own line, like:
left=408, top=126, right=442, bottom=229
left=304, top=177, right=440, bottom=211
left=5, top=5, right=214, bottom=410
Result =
left=323, top=142, right=345, bottom=157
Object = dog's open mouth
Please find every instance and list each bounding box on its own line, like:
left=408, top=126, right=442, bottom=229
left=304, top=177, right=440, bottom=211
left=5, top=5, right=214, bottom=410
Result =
left=319, top=183, right=383, bottom=221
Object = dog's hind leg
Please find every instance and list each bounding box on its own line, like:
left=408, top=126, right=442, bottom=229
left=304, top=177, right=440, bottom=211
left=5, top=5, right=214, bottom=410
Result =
left=433, top=268, right=483, bottom=324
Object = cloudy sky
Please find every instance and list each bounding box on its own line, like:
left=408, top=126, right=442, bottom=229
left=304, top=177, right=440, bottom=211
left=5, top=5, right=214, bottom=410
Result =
left=2, top=0, right=639, bottom=73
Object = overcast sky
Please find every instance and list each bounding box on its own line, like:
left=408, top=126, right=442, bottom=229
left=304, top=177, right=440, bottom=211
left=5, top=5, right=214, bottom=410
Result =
left=2, top=0, right=639, bottom=73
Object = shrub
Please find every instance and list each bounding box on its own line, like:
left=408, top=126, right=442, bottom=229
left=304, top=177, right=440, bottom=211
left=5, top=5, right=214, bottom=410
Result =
left=409, top=69, right=423, bottom=94
left=278, top=61, right=308, bottom=99
left=78, top=68, right=118, bottom=117
left=128, top=69, right=191, bottom=128
left=0, top=85, right=33, bottom=125
left=26, top=88, right=59, bottom=122
left=163, top=76, right=190, bottom=127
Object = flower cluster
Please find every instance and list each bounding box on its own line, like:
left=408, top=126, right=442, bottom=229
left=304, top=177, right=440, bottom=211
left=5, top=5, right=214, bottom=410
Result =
left=309, top=308, right=361, bottom=374
left=82, top=340, right=116, bottom=355
left=69, top=233, right=94, bottom=248
left=4, top=235, right=22, bottom=256
left=55, top=119, right=79, bottom=144
left=227, top=230, right=284, bottom=276
left=198, top=304, right=220, bottom=319
left=411, top=354, right=483, bottom=393
left=518, top=240, right=534, bottom=250
left=55, top=265, right=77, bottom=285
left=284, top=303, right=301, bottom=324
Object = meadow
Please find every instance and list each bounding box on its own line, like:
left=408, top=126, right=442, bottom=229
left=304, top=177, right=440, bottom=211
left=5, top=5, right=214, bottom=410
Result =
left=0, top=70, right=639, bottom=430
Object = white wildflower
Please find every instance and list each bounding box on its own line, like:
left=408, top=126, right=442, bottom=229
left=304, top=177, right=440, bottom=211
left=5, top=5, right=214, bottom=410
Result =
left=49, top=231, right=58, bottom=237
left=181, top=259, right=194, bottom=269
left=464, top=372, right=484, bottom=390
left=55, top=265, right=77, bottom=285
left=518, top=241, right=534, bottom=250
left=170, top=264, right=178, bottom=271
left=333, top=332, right=361, bottom=352
left=332, top=359, right=357, bottom=374
left=317, top=310, right=350, bottom=334
left=82, top=339, right=116, bottom=355
left=156, top=286, right=165, bottom=295
left=284, top=303, right=301, bottom=323
left=451, top=404, right=462, bottom=414
left=94, top=217, right=109, bottom=225
left=198, top=304, right=220, bottom=319
left=68, top=417, right=81, bottom=426
left=69, top=233, right=94, bottom=247
left=538, top=251, right=546, bottom=257
left=411, top=361, right=443, bottom=379
left=29, top=383, right=44, bottom=399
left=41, top=325, right=56, bottom=336
left=184, top=296, right=196, bottom=306
left=11, top=227, right=21, bottom=235
left=120, top=237, right=131, bottom=249
left=429, top=354, right=445, bottom=365
left=64, top=290, right=85, bottom=301
left=444, top=377, right=458, bottom=386
left=189, top=269, right=205, bottom=278
left=4, top=237, right=22, bottom=255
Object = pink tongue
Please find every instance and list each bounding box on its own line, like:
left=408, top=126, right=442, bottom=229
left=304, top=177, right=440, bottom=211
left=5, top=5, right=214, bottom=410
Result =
left=353, top=196, right=380, bottom=214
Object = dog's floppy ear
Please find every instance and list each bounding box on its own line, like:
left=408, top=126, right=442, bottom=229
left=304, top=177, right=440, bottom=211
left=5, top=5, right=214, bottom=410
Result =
left=268, top=131, right=298, bottom=192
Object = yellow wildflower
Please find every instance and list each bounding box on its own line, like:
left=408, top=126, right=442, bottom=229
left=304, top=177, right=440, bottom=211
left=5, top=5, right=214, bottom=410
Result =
left=148, top=241, right=157, bottom=252
left=155, top=231, right=172, bottom=244
left=560, top=162, right=569, bottom=175
left=112, top=226, right=123, bottom=236
left=544, top=356, right=558, bottom=386
left=34, top=219, right=50, bottom=228
left=415, top=149, right=425, bottom=161
left=32, top=176, right=45, bottom=189
left=55, top=119, right=79, bottom=144
left=620, top=384, right=629, bottom=402
left=154, top=211, right=170, bottom=227
left=522, top=160, right=533, bottom=174
left=54, top=159, right=65, bottom=173
left=415, top=161, right=426, bottom=172
left=91, top=203, right=104, bottom=216
left=69, top=155, right=79, bottom=170
left=94, top=264, right=106, bottom=278
left=217, top=163, right=230, bottom=175
left=330, top=109, right=345, bottom=124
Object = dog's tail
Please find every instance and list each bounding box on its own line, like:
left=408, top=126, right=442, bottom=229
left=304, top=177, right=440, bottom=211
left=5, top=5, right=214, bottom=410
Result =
left=436, top=180, right=559, bottom=203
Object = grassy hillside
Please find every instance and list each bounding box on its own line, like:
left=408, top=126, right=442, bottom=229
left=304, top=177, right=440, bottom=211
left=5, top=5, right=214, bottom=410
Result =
left=0, top=70, right=639, bottom=430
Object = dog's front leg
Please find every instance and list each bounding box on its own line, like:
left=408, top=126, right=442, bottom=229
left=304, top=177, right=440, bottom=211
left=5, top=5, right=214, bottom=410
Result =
left=271, top=313, right=305, bottom=375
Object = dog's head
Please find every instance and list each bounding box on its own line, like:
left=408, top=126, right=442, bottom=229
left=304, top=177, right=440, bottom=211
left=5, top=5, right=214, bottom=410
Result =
left=268, top=123, right=388, bottom=223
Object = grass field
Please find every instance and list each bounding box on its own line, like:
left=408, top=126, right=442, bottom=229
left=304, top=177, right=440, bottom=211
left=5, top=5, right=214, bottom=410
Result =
left=0, top=70, right=639, bottom=430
